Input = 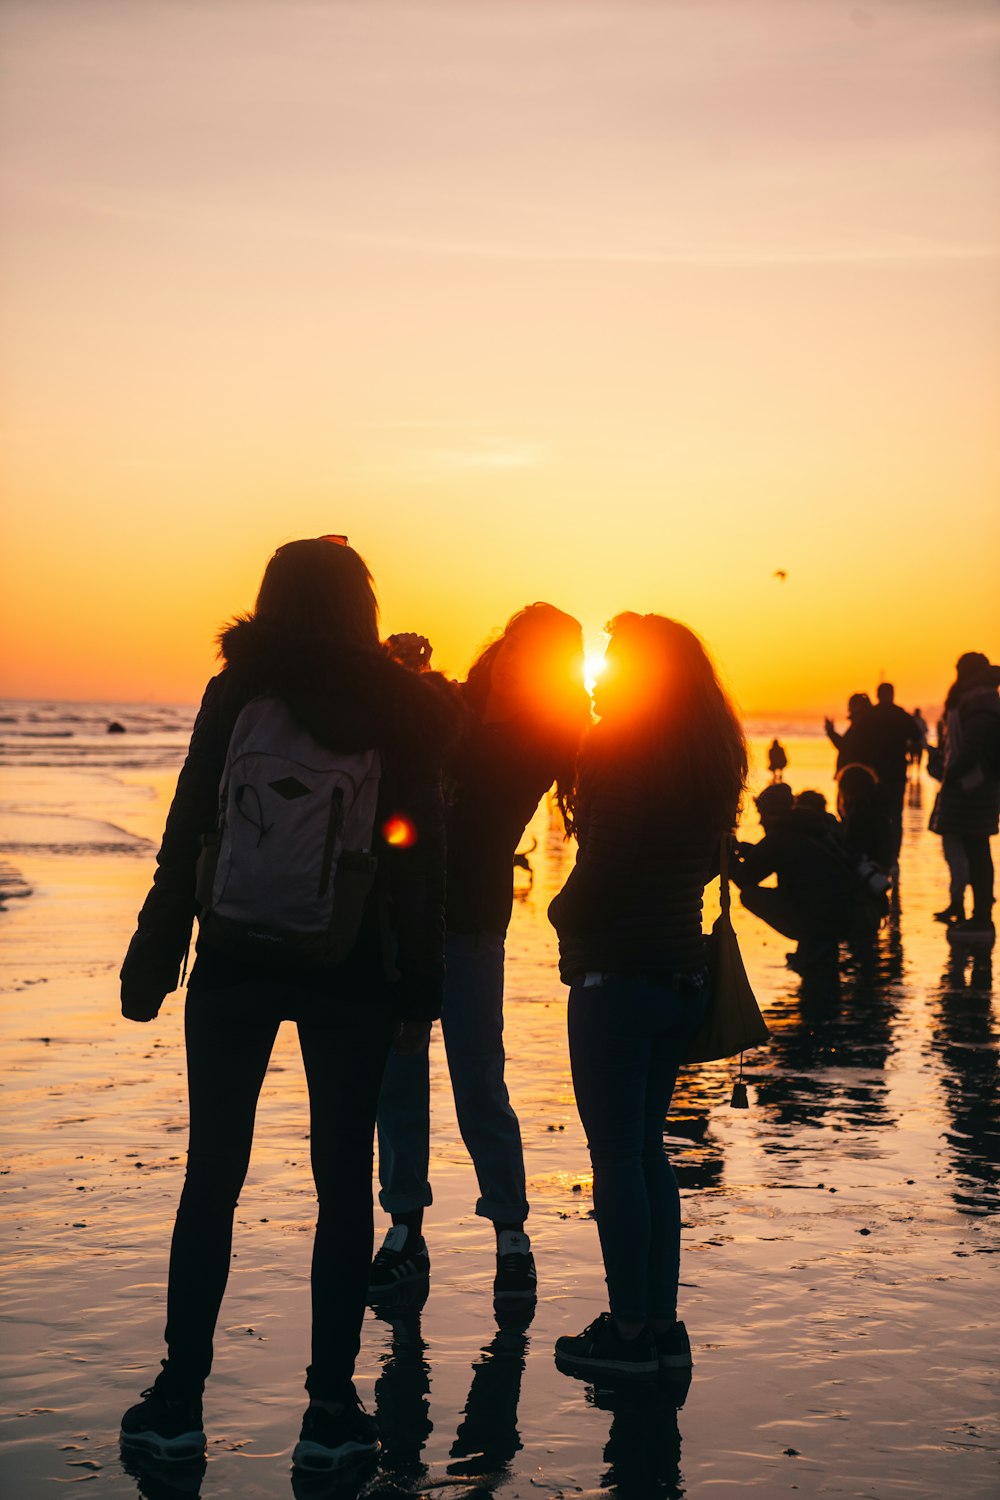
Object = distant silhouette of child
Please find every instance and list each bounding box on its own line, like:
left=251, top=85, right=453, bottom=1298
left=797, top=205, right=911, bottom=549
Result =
left=767, top=738, right=787, bottom=781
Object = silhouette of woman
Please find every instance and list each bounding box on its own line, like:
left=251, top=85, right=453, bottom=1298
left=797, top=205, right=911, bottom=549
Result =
left=374, top=603, right=589, bottom=1307
left=118, top=538, right=459, bottom=1471
left=549, top=613, right=746, bottom=1381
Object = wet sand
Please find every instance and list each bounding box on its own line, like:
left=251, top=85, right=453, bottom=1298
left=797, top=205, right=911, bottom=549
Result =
left=1, top=735, right=998, bottom=1497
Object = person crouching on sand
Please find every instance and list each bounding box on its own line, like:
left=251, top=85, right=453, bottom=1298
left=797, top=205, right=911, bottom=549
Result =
left=373, top=603, right=589, bottom=1313
left=118, top=538, right=459, bottom=1473
left=548, top=613, right=747, bottom=1381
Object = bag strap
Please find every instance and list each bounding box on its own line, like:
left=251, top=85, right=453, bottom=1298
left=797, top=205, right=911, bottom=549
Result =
left=719, top=833, right=731, bottom=918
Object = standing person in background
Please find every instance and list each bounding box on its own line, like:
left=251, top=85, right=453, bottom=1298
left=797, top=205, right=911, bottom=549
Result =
left=929, top=652, right=1000, bottom=942
left=824, top=693, right=876, bottom=773
left=374, top=604, right=590, bottom=1311
left=910, top=708, right=929, bottom=776
left=549, top=613, right=746, bottom=1381
left=117, top=538, right=460, bottom=1473
left=867, top=683, right=918, bottom=869
left=767, top=738, right=788, bottom=781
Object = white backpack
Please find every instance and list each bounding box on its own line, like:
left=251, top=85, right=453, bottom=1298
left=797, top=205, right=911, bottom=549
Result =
left=196, top=696, right=381, bottom=969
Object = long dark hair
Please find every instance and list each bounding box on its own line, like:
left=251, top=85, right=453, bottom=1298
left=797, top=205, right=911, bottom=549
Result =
left=585, top=612, right=747, bottom=833
left=944, top=651, right=992, bottom=713
left=464, top=603, right=589, bottom=832
left=223, top=537, right=380, bottom=650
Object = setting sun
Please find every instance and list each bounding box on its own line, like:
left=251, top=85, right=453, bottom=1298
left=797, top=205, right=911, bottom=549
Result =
left=584, top=651, right=608, bottom=697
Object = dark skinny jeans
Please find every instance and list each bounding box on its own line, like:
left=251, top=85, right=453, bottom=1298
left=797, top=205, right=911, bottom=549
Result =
left=568, top=970, right=708, bottom=1326
left=163, top=966, right=394, bottom=1400
left=961, top=831, right=995, bottom=922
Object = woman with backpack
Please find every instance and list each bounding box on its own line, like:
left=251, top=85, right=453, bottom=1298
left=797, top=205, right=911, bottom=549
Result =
left=118, top=537, right=460, bottom=1472
left=548, top=613, right=747, bottom=1381
left=372, top=603, right=589, bottom=1309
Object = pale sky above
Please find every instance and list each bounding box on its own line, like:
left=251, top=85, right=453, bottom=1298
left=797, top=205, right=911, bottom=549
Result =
left=1, top=0, right=998, bottom=712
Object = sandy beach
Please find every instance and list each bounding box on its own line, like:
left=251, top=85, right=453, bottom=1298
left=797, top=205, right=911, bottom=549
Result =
left=1, top=709, right=998, bottom=1498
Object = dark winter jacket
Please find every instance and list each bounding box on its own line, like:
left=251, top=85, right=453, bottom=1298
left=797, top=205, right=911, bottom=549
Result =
left=119, top=618, right=462, bottom=1021
left=867, top=702, right=919, bottom=790
left=830, top=713, right=882, bottom=778
left=444, top=699, right=570, bottom=938
left=547, top=748, right=716, bottom=984
left=931, top=675, right=1000, bottom=839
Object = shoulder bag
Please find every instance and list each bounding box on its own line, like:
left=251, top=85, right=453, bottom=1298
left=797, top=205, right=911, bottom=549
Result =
left=685, top=836, right=769, bottom=1067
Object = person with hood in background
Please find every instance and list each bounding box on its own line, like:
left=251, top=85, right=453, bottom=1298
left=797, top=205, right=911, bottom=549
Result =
left=117, top=537, right=460, bottom=1474
left=929, top=651, right=1000, bottom=942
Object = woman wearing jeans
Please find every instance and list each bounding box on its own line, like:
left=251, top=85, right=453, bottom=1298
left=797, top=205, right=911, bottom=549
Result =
left=549, top=613, right=747, bottom=1380
left=374, top=604, right=589, bottom=1306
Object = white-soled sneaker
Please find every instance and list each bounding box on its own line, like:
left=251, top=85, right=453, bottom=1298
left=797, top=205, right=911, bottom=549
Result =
left=555, top=1312, right=658, bottom=1381
left=493, top=1230, right=537, bottom=1303
left=292, top=1397, right=379, bottom=1473
left=655, top=1319, right=693, bottom=1373
left=120, top=1380, right=206, bottom=1462
left=368, top=1224, right=430, bottom=1300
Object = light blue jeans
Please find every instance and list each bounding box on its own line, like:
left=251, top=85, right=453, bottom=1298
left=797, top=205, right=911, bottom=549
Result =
left=377, top=931, right=529, bottom=1224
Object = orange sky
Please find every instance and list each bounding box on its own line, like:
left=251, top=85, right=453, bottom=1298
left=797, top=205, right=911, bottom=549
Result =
left=1, top=1, right=998, bottom=714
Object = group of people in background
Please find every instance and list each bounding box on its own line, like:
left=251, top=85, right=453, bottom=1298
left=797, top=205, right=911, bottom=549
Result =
left=740, top=664, right=999, bottom=974
left=117, top=537, right=746, bottom=1475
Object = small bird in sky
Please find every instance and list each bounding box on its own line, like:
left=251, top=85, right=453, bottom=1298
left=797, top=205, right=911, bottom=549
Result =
left=773, top=569, right=787, bottom=581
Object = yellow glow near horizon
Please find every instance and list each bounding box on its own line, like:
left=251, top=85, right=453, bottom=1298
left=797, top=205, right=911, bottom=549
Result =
left=0, top=3, right=997, bottom=713
left=584, top=650, right=608, bottom=698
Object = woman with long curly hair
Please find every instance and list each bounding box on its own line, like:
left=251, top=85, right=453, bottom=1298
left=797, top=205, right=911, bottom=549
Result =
left=550, top=612, right=747, bottom=1381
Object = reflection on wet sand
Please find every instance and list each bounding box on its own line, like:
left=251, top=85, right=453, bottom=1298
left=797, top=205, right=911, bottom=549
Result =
left=589, top=1376, right=689, bottom=1500
left=749, top=914, right=903, bottom=1138
left=447, top=1326, right=528, bottom=1485
left=371, top=1293, right=432, bottom=1487
left=326, top=1286, right=532, bottom=1500
left=119, top=1451, right=206, bottom=1500
left=931, top=947, right=999, bottom=1216
left=663, top=913, right=906, bottom=1192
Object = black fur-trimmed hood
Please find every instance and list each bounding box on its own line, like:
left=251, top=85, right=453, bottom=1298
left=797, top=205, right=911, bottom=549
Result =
left=218, top=616, right=464, bottom=762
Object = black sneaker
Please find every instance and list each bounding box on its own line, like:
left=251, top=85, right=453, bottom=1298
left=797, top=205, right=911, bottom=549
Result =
left=120, top=1378, right=206, bottom=1462
left=368, top=1225, right=430, bottom=1299
left=786, top=938, right=839, bottom=974
left=947, top=918, right=996, bottom=947
left=493, top=1230, right=537, bottom=1304
left=292, top=1396, right=380, bottom=1472
left=555, top=1312, right=657, bottom=1381
left=654, top=1320, right=693, bottom=1374
left=934, top=906, right=963, bottom=924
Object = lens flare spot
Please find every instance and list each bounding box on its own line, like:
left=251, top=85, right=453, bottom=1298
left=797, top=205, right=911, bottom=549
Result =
left=382, top=814, right=417, bottom=848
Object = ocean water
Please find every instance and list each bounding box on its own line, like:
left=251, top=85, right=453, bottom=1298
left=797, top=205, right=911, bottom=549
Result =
left=1, top=699, right=998, bottom=1499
